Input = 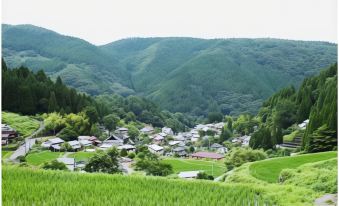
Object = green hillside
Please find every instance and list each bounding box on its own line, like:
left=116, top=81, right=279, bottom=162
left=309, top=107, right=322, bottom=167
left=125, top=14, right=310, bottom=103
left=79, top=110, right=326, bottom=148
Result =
left=225, top=152, right=337, bottom=206
left=3, top=24, right=337, bottom=116
left=2, top=24, right=133, bottom=95
left=102, top=38, right=337, bottom=116
left=249, top=151, right=337, bottom=183
left=3, top=166, right=273, bottom=206
left=250, top=64, right=337, bottom=152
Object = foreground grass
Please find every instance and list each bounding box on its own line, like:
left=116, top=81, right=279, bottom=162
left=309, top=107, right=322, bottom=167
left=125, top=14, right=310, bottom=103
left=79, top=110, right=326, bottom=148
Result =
left=3, top=166, right=273, bottom=206
left=67, top=151, right=96, bottom=162
left=26, top=151, right=63, bottom=166
left=280, top=158, right=337, bottom=193
left=162, top=158, right=226, bottom=177
left=249, top=151, right=337, bottom=183
left=225, top=153, right=338, bottom=206
left=2, top=112, right=40, bottom=137
left=225, top=161, right=319, bottom=206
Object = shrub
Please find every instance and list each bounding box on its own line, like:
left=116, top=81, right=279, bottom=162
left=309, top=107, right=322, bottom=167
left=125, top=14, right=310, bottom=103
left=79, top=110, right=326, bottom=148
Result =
left=225, top=147, right=267, bottom=171
left=42, top=160, right=68, bottom=170
left=17, top=155, right=26, bottom=163
left=128, top=152, right=136, bottom=159
left=120, top=149, right=128, bottom=157
left=84, top=147, right=121, bottom=174
left=197, top=172, right=214, bottom=180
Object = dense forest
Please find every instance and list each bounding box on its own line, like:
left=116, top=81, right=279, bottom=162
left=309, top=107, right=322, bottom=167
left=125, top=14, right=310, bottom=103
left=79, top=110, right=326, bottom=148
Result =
left=1, top=59, right=194, bottom=133
left=250, top=64, right=337, bottom=152
left=3, top=24, right=337, bottom=117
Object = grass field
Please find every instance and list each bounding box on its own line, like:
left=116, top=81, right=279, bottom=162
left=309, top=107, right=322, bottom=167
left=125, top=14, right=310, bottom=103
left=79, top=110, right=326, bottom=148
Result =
left=2, top=166, right=273, bottom=206
left=1, top=151, right=13, bottom=159
left=162, top=158, right=226, bottom=177
left=67, top=151, right=96, bottom=162
left=249, top=151, right=337, bottom=183
left=2, top=112, right=40, bottom=137
left=26, top=151, right=64, bottom=166
left=280, top=158, right=337, bottom=193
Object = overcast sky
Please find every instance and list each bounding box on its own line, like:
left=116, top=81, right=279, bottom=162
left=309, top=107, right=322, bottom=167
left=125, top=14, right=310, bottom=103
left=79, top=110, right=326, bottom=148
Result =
left=2, top=0, right=337, bottom=45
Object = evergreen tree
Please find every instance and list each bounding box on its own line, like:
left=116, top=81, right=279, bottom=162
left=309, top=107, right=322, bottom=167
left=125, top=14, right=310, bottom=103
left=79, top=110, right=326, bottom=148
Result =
left=48, top=91, right=59, bottom=113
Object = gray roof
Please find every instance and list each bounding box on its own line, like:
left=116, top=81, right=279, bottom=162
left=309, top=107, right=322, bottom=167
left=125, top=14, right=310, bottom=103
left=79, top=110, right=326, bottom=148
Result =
left=173, top=147, right=185, bottom=152
left=57, top=158, right=75, bottom=165
left=211, top=143, right=223, bottom=148
left=178, top=171, right=200, bottom=178
left=57, top=158, right=75, bottom=171
left=48, top=138, right=65, bottom=144
left=51, top=144, right=61, bottom=150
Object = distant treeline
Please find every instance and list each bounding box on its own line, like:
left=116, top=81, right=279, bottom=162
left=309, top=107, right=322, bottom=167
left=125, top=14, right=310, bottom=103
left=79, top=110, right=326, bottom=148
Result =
left=1, top=59, right=194, bottom=132
left=2, top=59, right=94, bottom=115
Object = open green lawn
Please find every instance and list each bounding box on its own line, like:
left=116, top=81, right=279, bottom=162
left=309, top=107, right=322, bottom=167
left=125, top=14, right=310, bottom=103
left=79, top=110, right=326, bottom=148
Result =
left=1, top=151, right=13, bottom=159
left=2, top=112, right=40, bottom=137
left=67, top=152, right=96, bottom=162
left=249, top=151, right=337, bottom=183
left=26, top=151, right=64, bottom=166
left=162, top=158, right=226, bottom=177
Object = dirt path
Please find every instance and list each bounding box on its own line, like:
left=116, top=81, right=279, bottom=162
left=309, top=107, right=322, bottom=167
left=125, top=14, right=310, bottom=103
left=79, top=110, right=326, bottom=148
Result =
left=314, top=194, right=337, bottom=206
left=121, top=162, right=134, bottom=174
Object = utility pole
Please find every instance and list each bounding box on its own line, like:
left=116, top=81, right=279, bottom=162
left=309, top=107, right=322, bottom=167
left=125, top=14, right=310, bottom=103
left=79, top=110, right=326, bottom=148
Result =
left=212, top=161, right=214, bottom=177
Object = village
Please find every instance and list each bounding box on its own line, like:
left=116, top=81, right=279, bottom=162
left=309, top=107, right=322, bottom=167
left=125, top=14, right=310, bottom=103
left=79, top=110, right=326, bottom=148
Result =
left=2, top=121, right=254, bottom=179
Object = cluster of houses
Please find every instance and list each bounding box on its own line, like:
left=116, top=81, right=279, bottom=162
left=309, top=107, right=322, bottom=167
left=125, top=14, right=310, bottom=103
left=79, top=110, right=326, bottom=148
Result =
left=38, top=122, right=253, bottom=168
left=1, top=124, right=18, bottom=145
left=146, top=123, right=231, bottom=156
left=41, top=136, right=101, bottom=151
left=231, top=135, right=251, bottom=147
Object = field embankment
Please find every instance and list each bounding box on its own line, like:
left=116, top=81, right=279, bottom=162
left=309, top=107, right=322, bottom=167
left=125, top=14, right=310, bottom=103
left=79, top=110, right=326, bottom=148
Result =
left=249, top=151, right=337, bottom=183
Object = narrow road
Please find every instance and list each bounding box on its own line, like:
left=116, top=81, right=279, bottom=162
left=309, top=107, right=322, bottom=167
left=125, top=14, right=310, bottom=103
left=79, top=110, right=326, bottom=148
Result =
left=9, top=121, right=45, bottom=161
left=121, top=162, right=134, bottom=175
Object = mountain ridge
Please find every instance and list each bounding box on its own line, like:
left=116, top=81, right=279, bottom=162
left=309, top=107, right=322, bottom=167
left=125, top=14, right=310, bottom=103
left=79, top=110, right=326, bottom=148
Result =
left=2, top=24, right=337, bottom=116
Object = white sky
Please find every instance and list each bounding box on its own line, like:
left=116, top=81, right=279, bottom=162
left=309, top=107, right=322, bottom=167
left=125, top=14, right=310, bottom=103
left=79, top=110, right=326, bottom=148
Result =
left=2, top=0, right=337, bottom=45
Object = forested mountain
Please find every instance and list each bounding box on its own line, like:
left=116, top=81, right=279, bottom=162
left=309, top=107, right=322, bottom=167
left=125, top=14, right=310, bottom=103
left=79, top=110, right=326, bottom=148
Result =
left=2, top=24, right=337, bottom=116
left=251, top=64, right=337, bottom=152
left=2, top=24, right=133, bottom=95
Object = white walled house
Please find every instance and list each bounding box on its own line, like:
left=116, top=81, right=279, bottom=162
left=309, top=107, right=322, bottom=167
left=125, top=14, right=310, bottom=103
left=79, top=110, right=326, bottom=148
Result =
left=148, top=144, right=164, bottom=155
left=162, top=127, right=174, bottom=135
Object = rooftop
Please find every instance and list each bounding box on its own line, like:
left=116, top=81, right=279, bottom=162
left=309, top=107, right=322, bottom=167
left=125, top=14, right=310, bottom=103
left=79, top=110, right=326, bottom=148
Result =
left=178, top=171, right=200, bottom=178
left=148, top=144, right=164, bottom=151
left=48, top=138, right=65, bottom=144
left=191, top=151, right=224, bottom=159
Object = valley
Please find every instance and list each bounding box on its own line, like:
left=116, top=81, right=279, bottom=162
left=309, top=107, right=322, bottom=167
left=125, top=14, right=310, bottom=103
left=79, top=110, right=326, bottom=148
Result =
left=1, top=25, right=338, bottom=206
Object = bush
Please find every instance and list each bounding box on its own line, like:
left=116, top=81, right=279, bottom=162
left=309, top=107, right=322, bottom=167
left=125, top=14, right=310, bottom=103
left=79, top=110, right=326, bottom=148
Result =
left=279, top=158, right=337, bottom=193
left=197, top=172, right=214, bottom=180
left=266, top=148, right=292, bottom=158
left=135, top=151, right=173, bottom=176
left=42, top=160, right=68, bottom=170
left=120, top=149, right=128, bottom=157
left=224, top=147, right=267, bottom=171
left=84, top=148, right=121, bottom=174
left=17, top=155, right=26, bottom=163
left=127, top=152, right=136, bottom=159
